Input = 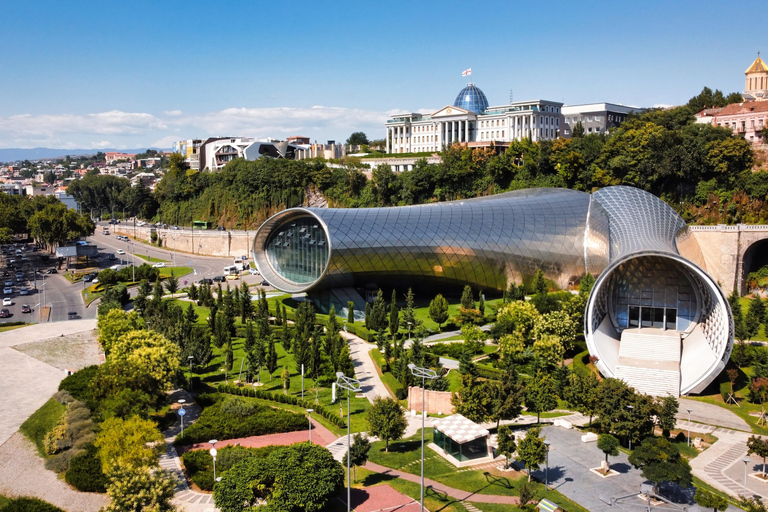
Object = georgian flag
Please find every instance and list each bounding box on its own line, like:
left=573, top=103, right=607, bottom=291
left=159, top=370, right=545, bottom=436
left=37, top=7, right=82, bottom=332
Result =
left=462, top=68, right=471, bottom=77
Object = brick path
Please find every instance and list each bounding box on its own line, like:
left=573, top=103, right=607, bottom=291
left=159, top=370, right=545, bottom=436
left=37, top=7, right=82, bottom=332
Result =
left=362, top=462, right=520, bottom=505
left=178, top=421, right=337, bottom=455
left=339, top=484, right=421, bottom=512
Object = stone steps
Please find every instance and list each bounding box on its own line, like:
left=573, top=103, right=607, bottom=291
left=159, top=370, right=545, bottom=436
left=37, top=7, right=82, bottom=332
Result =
left=614, top=365, right=680, bottom=397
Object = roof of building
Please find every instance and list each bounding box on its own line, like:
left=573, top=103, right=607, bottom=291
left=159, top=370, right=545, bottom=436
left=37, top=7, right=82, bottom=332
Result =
left=432, top=414, right=489, bottom=444
left=454, top=83, right=489, bottom=114
left=703, top=101, right=768, bottom=117
left=746, top=54, right=768, bottom=74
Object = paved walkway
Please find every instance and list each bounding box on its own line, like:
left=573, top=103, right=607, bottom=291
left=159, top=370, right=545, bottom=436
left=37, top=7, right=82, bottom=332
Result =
left=338, top=484, right=420, bottom=512
left=0, top=319, right=97, bottom=446
left=0, top=432, right=108, bottom=512
left=678, top=398, right=751, bottom=431
left=341, top=331, right=393, bottom=402
left=362, top=462, right=520, bottom=505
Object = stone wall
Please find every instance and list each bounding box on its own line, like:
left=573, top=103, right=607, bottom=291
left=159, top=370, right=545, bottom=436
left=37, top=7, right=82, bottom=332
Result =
left=112, top=225, right=255, bottom=259
left=407, top=386, right=455, bottom=415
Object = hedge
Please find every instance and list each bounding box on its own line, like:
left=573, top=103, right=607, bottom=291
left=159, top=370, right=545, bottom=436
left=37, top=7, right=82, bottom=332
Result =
left=64, top=443, right=107, bottom=493
left=0, top=497, right=66, bottom=512
left=217, top=384, right=347, bottom=428
left=181, top=444, right=281, bottom=491
left=174, top=397, right=306, bottom=446
left=477, top=365, right=503, bottom=381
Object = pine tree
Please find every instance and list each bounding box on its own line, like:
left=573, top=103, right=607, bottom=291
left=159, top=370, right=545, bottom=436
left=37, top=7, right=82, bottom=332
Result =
left=275, top=301, right=283, bottom=325
left=266, top=337, right=278, bottom=379
left=370, top=289, right=388, bottom=332
left=428, top=294, right=449, bottom=329
left=239, top=282, right=253, bottom=323
left=402, top=288, right=417, bottom=328
left=282, top=304, right=288, bottom=324
left=746, top=296, right=765, bottom=341
left=282, top=324, right=292, bottom=352
left=461, top=285, right=474, bottom=310
left=347, top=301, right=355, bottom=325
left=477, top=292, right=485, bottom=318
left=281, top=366, right=290, bottom=394
left=337, top=341, right=354, bottom=377
left=729, top=289, right=747, bottom=341
left=244, top=320, right=256, bottom=352
left=532, top=269, right=548, bottom=295
left=365, top=302, right=372, bottom=329
left=310, top=325, right=324, bottom=381
left=326, top=307, right=342, bottom=370
left=389, top=289, right=400, bottom=339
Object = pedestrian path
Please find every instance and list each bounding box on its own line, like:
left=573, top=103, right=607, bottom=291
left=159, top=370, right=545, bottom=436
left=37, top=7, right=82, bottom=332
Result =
left=340, top=331, right=393, bottom=402
left=362, top=461, right=520, bottom=505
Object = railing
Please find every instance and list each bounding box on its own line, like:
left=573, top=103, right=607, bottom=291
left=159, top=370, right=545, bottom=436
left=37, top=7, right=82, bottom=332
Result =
left=688, top=224, right=768, bottom=231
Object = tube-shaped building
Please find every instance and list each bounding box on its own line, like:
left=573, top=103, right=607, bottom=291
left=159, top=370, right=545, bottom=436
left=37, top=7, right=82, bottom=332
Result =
left=253, top=186, right=733, bottom=397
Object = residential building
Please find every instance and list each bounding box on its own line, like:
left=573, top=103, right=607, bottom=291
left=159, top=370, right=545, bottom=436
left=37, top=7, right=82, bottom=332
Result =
left=295, top=142, right=345, bottom=160
left=105, top=152, right=137, bottom=164
left=195, top=137, right=304, bottom=171
left=384, top=83, right=564, bottom=154
left=286, top=136, right=310, bottom=145
left=561, top=103, right=641, bottom=137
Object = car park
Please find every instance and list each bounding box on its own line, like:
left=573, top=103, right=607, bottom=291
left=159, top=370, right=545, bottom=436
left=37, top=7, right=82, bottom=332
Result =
left=152, top=262, right=165, bottom=268
left=2, top=298, right=11, bottom=306
left=0, top=309, right=10, bottom=318
left=21, top=304, right=31, bottom=314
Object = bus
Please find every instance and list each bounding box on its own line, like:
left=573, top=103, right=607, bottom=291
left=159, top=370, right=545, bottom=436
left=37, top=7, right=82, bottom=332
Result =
left=193, top=220, right=212, bottom=230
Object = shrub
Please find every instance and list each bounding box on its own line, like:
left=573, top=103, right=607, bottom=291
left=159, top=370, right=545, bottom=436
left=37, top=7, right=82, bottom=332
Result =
left=720, top=380, right=731, bottom=402
left=0, top=497, right=66, bottom=512
left=181, top=445, right=281, bottom=491
left=96, top=388, right=154, bottom=420
left=19, top=398, right=65, bottom=457
left=65, top=443, right=107, bottom=493
left=44, top=450, right=75, bottom=473
left=220, top=396, right=260, bottom=418
left=58, top=365, right=99, bottom=405
left=174, top=400, right=306, bottom=446
left=52, top=390, right=73, bottom=405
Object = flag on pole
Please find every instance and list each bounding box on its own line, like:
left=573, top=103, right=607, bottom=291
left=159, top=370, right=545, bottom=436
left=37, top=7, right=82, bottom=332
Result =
left=462, top=68, right=472, bottom=77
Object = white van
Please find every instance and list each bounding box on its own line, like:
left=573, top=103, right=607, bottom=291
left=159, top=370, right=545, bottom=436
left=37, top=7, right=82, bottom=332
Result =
left=223, top=265, right=239, bottom=276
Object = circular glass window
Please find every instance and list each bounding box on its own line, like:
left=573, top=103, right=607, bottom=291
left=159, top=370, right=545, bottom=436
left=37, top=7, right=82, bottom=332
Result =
left=264, top=216, right=329, bottom=284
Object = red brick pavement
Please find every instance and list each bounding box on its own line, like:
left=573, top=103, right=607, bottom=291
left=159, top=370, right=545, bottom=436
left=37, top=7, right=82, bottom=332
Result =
left=177, top=419, right=338, bottom=455
left=341, top=484, right=421, bottom=512
left=363, top=462, right=520, bottom=505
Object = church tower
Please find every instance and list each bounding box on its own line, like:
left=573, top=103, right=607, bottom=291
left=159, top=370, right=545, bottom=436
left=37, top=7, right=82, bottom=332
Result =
left=744, top=52, right=768, bottom=101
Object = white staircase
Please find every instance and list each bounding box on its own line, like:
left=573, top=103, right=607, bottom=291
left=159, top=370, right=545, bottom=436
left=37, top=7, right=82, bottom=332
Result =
left=614, top=329, right=681, bottom=397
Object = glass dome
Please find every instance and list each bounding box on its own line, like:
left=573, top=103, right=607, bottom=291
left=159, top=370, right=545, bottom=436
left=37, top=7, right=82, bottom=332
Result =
left=453, top=83, right=489, bottom=114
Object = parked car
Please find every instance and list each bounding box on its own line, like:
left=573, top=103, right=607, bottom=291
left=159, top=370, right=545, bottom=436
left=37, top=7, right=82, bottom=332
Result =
left=21, top=304, right=31, bottom=314
left=19, top=289, right=29, bottom=296
left=212, top=275, right=225, bottom=282
left=152, top=262, right=165, bottom=268
left=108, top=253, right=116, bottom=260
left=248, top=268, right=261, bottom=275
left=260, top=280, right=271, bottom=287
left=2, top=298, right=11, bottom=306
left=68, top=311, right=80, bottom=320
left=116, top=249, right=125, bottom=255
left=217, top=226, right=226, bottom=231
left=4, top=281, right=12, bottom=287
left=2, top=288, right=12, bottom=295
left=225, top=274, right=239, bottom=280
left=171, top=225, right=180, bottom=230
left=45, top=268, right=57, bottom=274
left=0, top=309, right=10, bottom=318
left=198, top=278, right=213, bottom=285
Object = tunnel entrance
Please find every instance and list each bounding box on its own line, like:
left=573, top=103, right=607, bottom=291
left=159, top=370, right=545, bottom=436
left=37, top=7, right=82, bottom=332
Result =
left=742, top=238, right=768, bottom=295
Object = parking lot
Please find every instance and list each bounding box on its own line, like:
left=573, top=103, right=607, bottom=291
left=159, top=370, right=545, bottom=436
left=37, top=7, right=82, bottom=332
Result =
left=0, top=242, right=55, bottom=322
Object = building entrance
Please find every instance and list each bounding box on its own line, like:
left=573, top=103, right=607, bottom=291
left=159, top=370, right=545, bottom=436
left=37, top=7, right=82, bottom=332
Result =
left=628, top=306, right=678, bottom=330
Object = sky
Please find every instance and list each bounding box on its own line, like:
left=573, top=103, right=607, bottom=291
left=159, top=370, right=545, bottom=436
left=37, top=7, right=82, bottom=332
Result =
left=0, top=0, right=764, bottom=150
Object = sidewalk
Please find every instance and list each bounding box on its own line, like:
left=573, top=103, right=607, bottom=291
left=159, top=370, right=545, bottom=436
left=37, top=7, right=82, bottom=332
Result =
left=341, top=331, right=393, bottom=402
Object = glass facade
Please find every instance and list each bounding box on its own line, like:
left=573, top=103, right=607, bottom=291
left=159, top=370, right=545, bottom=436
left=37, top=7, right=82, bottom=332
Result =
left=433, top=429, right=489, bottom=462
left=453, top=84, right=489, bottom=114
left=264, top=216, right=330, bottom=285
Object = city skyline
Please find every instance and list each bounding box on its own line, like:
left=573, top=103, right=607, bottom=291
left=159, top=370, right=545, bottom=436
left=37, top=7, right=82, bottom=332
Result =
left=0, top=0, right=763, bottom=149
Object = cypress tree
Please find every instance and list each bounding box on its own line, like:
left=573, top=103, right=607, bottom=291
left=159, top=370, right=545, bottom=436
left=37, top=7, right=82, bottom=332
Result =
left=347, top=301, right=355, bottom=325
left=389, top=289, right=400, bottom=338
left=461, top=285, right=474, bottom=309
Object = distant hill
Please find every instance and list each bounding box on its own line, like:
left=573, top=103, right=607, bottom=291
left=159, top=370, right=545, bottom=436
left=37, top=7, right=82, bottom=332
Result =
left=0, top=147, right=169, bottom=163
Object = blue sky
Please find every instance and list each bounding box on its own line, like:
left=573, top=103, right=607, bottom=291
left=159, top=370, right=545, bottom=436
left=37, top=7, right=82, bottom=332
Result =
left=0, top=0, right=763, bottom=149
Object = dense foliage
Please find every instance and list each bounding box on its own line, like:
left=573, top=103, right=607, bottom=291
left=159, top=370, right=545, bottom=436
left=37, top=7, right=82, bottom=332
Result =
left=181, top=445, right=281, bottom=491
left=174, top=396, right=306, bottom=445
left=0, top=497, right=66, bottom=512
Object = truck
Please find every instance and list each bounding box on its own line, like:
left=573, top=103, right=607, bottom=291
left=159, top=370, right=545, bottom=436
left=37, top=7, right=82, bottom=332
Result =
left=233, top=259, right=250, bottom=272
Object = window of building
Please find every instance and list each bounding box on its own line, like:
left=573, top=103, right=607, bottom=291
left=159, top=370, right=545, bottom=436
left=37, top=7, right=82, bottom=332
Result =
left=502, top=130, right=505, bottom=137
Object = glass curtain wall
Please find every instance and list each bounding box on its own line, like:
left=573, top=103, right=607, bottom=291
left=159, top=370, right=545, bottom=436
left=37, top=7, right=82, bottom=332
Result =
left=265, top=217, right=329, bottom=285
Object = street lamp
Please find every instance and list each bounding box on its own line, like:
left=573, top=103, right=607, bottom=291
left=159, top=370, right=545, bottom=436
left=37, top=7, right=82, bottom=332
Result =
left=407, top=363, right=438, bottom=512
left=209, top=439, right=219, bottom=482
left=544, top=440, right=551, bottom=491
left=626, top=405, right=635, bottom=450
left=307, top=409, right=314, bottom=444
left=686, top=409, right=692, bottom=447
left=336, top=372, right=362, bottom=512
left=178, top=399, right=186, bottom=437
left=744, top=457, right=751, bottom=491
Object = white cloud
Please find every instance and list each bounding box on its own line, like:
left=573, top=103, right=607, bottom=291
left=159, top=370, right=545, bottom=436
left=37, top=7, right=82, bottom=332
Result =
left=0, top=106, right=391, bottom=149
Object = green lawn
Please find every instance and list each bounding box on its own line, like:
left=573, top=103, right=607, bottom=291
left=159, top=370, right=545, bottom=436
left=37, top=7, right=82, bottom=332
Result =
left=135, top=254, right=169, bottom=263
left=370, top=349, right=404, bottom=398
left=366, top=428, right=588, bottom=511
left=19, top=398, right=65, bottom=457
left=0, top=323, right=27, bottom=333
left=159, top=266, right=193, bottom=278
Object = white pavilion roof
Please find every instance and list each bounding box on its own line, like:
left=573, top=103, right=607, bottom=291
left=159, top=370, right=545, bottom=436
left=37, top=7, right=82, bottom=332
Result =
left=432, top=414, right=489, bottom=444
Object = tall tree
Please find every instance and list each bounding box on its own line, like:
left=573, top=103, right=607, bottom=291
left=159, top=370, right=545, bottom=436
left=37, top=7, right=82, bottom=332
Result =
left=165, top=273, right=178, bottom=298
left=531, top=269, right=548, bottom=295
left=348, top=433, right=371, bottom=481
left=402, top=288, right=417, bottom=329
left=746, top=296, right=765, bottom=341
left=347, top=301, right=355, bottom=325
left=517, top=427, right=547, bottom=482
left=460, top=285, right=474, bottom=310
left=366, top=397, right=407, bottom=452
left=370, top=289, right=388, bottom=332
left=728, top=289, right=747, bottom=341
left=389, top=289, right=400, bottom=339
left=452, top=374, right=493, bottom=423
left=497, top=425, right=516, bottom=469
left=524, top=371, right=558, bottom=424
left=240, top=282, right=253, bottom=324
left=748, top=435, right=768, bottom=477
left=491, top=365, right=525, bottom=429
left=265, top=337, right=278, bottom=380
left=597, top=434, right=619, bottom=469
left=628, top=437, right=692, bottom=493
left=657, top=395, right=679, bottom=438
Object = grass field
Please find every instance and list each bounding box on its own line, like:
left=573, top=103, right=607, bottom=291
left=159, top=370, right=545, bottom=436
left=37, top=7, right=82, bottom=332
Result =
left=135, top=254, right=169, bottom=263
left=366, top=428, right=588, bottom=512
left=19, top=397, right=65, bottom=457
left=0, top=323, right=28, bottom=333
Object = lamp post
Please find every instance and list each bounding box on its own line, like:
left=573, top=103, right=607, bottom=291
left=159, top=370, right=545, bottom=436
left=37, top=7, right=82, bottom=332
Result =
left=686, top=409, right=692, bottom=447
left=210, top=439, right=219, bottom=482
left=407, top=363, right=438, bottom=512
left=178, top=399, right=186, bottom=437
left=307, top=409, right=314, bottom=444
left=626, top=405, right=634, bottom=450
left=336, top=372, right=362, bottom=512
left=744, top=457, right=751, bottom=491
left=544, top=440, right=551, bottom=491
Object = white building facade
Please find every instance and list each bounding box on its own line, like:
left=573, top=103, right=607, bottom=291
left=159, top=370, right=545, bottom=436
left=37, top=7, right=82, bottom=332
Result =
left=385, top=84, right=563, bottom=154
